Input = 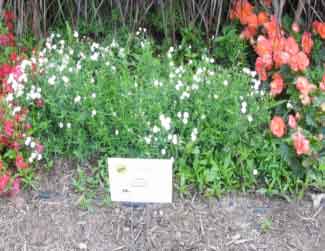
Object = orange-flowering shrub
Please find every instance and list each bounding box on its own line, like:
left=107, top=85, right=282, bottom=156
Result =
left=231, top=0, right=325, bottom=170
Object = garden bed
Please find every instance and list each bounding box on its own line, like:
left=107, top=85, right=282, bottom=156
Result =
left=0, top=161, right=325, bottom=251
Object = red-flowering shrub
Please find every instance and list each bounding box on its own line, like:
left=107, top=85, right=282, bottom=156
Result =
left=231, top=0, right=325, bottom=170
left=0, top=10, right=43, bottom=196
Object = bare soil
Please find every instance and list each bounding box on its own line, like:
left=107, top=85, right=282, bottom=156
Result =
left=0, top=161, right=325, bottom=251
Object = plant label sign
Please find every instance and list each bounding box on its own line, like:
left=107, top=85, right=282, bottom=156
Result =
left=108, top=158, right=173, bottom=203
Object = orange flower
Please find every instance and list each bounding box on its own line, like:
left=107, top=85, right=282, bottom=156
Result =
left=240, top=26, right=257, bottom=40
left=313, top=21, right=325, bottom=39
left=257, top=12, right=269, bottom=26
left=289, top=52, right=309, bottom=72
left=270, top=116, right=286, bottom=138
left=256, top=35, right=272, bottom=56
left=285, top=37, right=299, bottom=56
left=292, top=132, right=310, bottom=155
left=264, top=16, right=280, bottom=38
left=270, top=73, right=284, bottom=96
left=301, top=32, right=313, bottom=55
left=288, top=115, right=297, bottom=129
left=230, top=0, right=254, bottom=25
left=246, top=14, right=258, bottom=28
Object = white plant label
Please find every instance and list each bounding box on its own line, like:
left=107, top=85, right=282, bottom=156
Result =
left=108, top=158, right=173, bottom=203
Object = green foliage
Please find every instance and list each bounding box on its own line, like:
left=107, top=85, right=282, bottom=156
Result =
left=19, top=31, right=315, bottom=198
left=212, top=25, right=250, bottom=66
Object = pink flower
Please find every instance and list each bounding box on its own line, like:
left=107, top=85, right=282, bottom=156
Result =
left=36, top=143, right=44, bottom=154
left=288, top=115, right=297, bottom=129
left=9, top=178, right=20, bottom=196
left=3, top=120, right=14, bottom=137
left=270, top=116, right=286, bottom=138
left=295, top=77, right=314, bottom=96
left=320, top=81, right=325, bottom=91
left=291, top=22, right=300, bottom=33
left=0, top=174, right=10, bottom=192
left=270, top=73, right=284, bottom=96
left=292, top=132, right=310, bottom=155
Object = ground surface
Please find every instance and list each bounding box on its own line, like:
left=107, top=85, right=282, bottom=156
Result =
left=0, top=161, right=325, bottom=251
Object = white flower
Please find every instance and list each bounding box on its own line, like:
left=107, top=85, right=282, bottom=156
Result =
left=90, top=78, right=95, bottom=84
left=6, top=93, right=14, bottom=102
left=74, top=95, right=81, bottom=103
left=161, top=149, right=166, bottom=155
left=191, top=128, right=198, bottom=141
left=144, top=136, right=151, bottom=144
left=253, top=169, right=258, bottom=176
left=30, top=142, right=36, bottom=148
left=62, top=76, right=69, bottom=84
left=25, top=137, right=32, bottom=146
left=73, top=31, right=79, bottom=38
left=241, top=107, right=247, bottom=114
left=247, top=114, right=253, bottom=123
left=223, top=80, right=229, bottom=86
left=152, top=126, right=160, bottom=133
left=241, top=101, right=247, bottom=108
left=37, top=154, right=42, bottom=161
left=91, top=110, right=97, bottom=117
left=172, top=135, right=178, bottom=145
left=91, top=93, right=96, bottom=99
left=159, top=115, right=171, bottom=131
left=287, top=102, right=293, bottom=109
left=91, top=52, right=99, bottom=61
left=115, top=130, right=119, bottom=135
left=48, top=76, right=56, bottom=85
left=66, top=123, right=71, bottom=129
left=59, top=122, right=64, bottom=128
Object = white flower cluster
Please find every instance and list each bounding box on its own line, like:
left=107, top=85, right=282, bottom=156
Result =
left=25, top=137, right=42, bottom=162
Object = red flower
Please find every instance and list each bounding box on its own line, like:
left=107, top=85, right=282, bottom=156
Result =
left=35, top=99, right=44, bottom=108
left=255, top=57, right=267, bottom=81
left=270, top=73, right=284, bottom=96
left=270, top=116, right=286, bottom=138
left=288, top=115, right=297, bottom=129
left=0, top=34, right=10, bottom=46
left=16, top=155, right=28, bottom=169
left=0, top=174, right=10, bottom=192
left=292, top=132, right=310, bottom=155
left=313, top=21, right=325, bottom=39
left=301, top=32, right=314, bottom=55
left=3, top=120, right=14, bottom=137
left=4, top=11, right=15, bottom=23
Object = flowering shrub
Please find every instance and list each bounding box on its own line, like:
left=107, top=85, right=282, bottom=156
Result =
left=230, top=0, right=325, bottom=175
left=0, top=11, right=43, bottom=196
left=21, top=28, right=299, bottom=195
